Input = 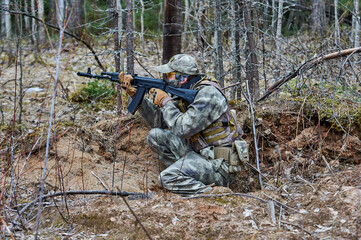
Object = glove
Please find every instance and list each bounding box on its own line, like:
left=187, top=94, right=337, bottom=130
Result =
left=118, top=72, right=137, bottom=97
left=149, top=88, right=172, bottom=107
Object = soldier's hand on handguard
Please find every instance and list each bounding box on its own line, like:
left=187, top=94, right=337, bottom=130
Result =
left=149, top=88, right=172, bottom=107
left=118, top=72, right=137, bottom=97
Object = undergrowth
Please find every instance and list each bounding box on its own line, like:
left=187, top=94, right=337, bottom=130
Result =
left=69, top=79, right=117, bottom=111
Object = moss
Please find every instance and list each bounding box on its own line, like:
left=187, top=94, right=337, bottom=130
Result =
left=284, top=87, right=361, bottom=134
left=214, top=197, right=230, bottom=205
left=73, top=213, right=118, bottom=232
left=69, top=79, right=117, bottom=111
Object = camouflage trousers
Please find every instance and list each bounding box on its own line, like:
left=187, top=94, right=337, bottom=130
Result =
left=147, top=128, right=235, bottom=196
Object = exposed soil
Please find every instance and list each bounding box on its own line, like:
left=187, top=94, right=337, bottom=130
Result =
left=3, top=103, right=360, bottom=240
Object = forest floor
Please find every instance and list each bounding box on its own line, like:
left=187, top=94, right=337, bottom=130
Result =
left=0, top=40, right=360, bottom=239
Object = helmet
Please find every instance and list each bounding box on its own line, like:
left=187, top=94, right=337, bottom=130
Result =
left=156, top=54, right=199, bottom=75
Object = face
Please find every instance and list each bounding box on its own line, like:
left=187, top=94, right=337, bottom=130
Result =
left=165, top=72, right=189, bottom=88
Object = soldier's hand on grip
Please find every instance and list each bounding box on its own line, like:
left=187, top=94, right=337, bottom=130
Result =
left=118, top=72, right=137, bottom=97
left=149, top=88, right=172, bottom=107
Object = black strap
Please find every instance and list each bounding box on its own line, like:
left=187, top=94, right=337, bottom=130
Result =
left=181, top=75, right=203, bottom=89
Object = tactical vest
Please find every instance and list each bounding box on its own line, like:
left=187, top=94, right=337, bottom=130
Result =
left=178, top=76, right=243, bottom=152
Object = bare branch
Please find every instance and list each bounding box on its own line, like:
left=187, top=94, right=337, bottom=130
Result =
left=0, top=6, right=106, bottom=71
left=257, top=47, right=361, bottom=102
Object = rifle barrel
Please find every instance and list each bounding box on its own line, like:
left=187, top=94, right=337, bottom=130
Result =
left=77, top=72, right=110, bottom=79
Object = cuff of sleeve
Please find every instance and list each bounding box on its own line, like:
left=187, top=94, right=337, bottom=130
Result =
left=161, top=97, right=173, bottom=107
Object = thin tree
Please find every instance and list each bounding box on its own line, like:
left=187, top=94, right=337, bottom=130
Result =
left=126, top=0, right=134, bottom=73
left=193, top=0, right=207, bottom=73
left=213, top=0, right=224, bottom=87
left=31, top=0, right=38, bottom=59
left=275, top=0, right=284, bottom=79
left=139, top=0, right=145, bottom=50
left=311, top=0, right=326, bottom=35
left=352, top=0, right=360, bottom=47
left=183, top=0, right=190, bottom=49
left=23, top=0, right=30, bottom=32
left=230, top=0, right=241, bottom=100
left=57, top=0, right=66, bottom=28
left=66, top=0, right=83, bottom=35
left=162, top=0, right=182, bottom=63
left=2, top=0, right=11, bottom=38
left=114, top=0, right=123, bottom=113
left=334, top=0, right=340, bottom=47
left=37, top=0, right=45, bottom=44
left=242, top=0, right=259, bottom=100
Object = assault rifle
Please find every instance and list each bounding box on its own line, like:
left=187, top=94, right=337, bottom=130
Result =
left=77, top=68, right=197, bottom=114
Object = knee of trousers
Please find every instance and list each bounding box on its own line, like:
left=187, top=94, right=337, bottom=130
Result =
left=146, top=129, right=157, bottom=147
left=158, top=168, right=179, bottom=187
left=147, top=128, right=164, bottom=146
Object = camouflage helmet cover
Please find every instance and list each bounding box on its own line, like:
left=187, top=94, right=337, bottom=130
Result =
left=156, top=54, right=199, bottom=75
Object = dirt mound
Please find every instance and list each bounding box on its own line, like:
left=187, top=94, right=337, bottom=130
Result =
left=4, top=102, right=361, bottom=239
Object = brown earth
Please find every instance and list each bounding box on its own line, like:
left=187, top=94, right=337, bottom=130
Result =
left=4, top=104, right=360, bottom=240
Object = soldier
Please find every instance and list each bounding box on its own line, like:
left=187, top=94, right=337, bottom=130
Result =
left=119, top=54, right=247, bottom=196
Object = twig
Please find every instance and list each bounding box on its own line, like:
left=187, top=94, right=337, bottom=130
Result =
left=121, top=195, right=153, bottom=240
left=245, top=80, right=263, bottom=188
left=0, top=6, right=105, bottom=71
left=0, top=215, right=15, bottom=240
left=183, top=193, right=268, bottom=203
left=321, top=156, right=338, bottom=180
left=91, top=171, right=110, bottom=190
left=280, top=221, right=312, bottom=235
left=268, top=200, right=277, bottom=224
left=14, top=190, right=148, bottom=220
left=262, top=193, right=300, bottom=213
left=296, top=175, right=316, bottom=192
left=257, top=47, right=361, bottom=102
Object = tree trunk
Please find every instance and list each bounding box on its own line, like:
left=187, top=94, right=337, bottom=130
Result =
left=183, top=0, right=190, bottom=49
left=334, top=0, right=340, bottom=47
left=275, top=0, right=284, bottom=78
left=66, top=0, right=83, bottom=35
left=57, top=0, right=66, bottom=28
left=243, top=0, right=259, bottom=100
left=311, top=0, right=326, bottom=35
left=194, top=0, right=207, bottom=73
left=272, top=0, right=276, bottom=32
left=126, top=0, right=134, bottom=73
left=162, top=0, right=182, bottom=63
left=353, top=0, right=360, bottom=47
left=31, top=0, right=38, bottom=59
left=230, top=0, right=241, bottom=100
left=139, top=0, right=145, bottom=50
left=14, top=7, right=23, bottom=123
left=214, top=0, right=224, bottom=87
left=114, top=0, right=123, bottom=113
left=23, top=0, right=30, bottom=32
left=37, top=0, right=46, bottom=44
left=2, top=0, right=11, bottom=38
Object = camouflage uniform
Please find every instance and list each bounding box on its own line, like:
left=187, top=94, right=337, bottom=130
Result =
left=138, top=80, right=240, bottom=196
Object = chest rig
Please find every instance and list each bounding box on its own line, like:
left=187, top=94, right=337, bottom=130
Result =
left=178, top=76, right=243, bottom=152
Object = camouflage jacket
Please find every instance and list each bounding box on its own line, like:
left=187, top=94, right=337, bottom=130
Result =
left=138, top=76, right=233, bottom=150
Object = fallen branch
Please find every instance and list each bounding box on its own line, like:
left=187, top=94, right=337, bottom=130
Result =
left=91, top=171, right=110, bottom=190
left=257, top=47, right=361, bottom=102
left=0, top=215, right=16, bottom=240
left=263, top=193, right=300, bottom=213
left=280, top=221, right=312, bottom=235
left=0, top=6, right=106, bottom=71
left=183, top=193, right=268, bottom=202
left=13, top=190, right=149, bottom=223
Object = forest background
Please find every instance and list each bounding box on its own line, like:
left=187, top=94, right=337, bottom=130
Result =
left=0, top=0, right=361, bottom=239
